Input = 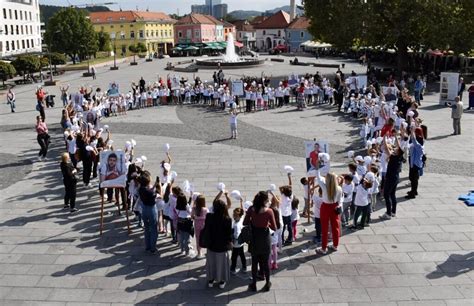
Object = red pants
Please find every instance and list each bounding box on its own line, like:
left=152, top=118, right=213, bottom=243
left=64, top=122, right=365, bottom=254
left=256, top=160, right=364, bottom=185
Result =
left=320, top=203, right=341, bottom=250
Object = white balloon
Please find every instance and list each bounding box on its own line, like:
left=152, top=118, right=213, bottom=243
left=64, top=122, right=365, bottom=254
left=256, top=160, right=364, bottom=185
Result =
left=85, top=145, right=94, bottom=151
left=135, top=157, right=142, bottom=164
left=163, top=163, right=171, bottom=171
left=103, top=124, right=109, bottom=130
left=284, top=165, right=294, bottom=174
left=217, top=182, right=225, bottom=192
left=163, top=143, right=170, bottom=152
left=243, top=201, right=253, bottom=211
left=269, top=184, right=277, bottom=192
left=141, top=155, right=147, bottom=161
left=347, top=150, right=355, bottom=158
left=230, top=190, right=241, bottom=200
left=131, top=139, right=137, bottom=147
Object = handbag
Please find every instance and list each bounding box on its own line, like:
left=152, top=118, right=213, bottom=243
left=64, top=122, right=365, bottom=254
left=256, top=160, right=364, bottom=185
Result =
left=238, top=225, right=252, bottom=245
left=178, top=218, right=194, bottom=237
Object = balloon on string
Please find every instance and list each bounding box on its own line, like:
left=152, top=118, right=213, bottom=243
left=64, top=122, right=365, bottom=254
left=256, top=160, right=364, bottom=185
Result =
left=141, top=155, right=147, bottom=161
left=163, top=143, right=170, bottom=153
left=230, top=190, right=242, bottom=200
left=131, top=139, right=137, bottom=147
left=103, top=124, right=109, bottom=131
left=284, top=165, right=294, bottom=174
left=347, top=150, right=355, bottom=158
left=107, top=140, right=114, bottom=146
left=243, top=201, right=253, bottom=211
left=319, top=153, right=330, bottom=163
left=269, top=184, right=277, bottom=192
left=163, top=163, right=171, bottom=171
left=217, top=182, right=225, bottom=192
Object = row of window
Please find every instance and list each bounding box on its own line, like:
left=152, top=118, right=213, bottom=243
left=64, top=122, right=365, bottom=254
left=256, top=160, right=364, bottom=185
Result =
left=3, top=24, right=38, bottom=36
left=4, top=38, right=36, bottom=52
left=260, top=30, right=306, bottom=38
left=177, top=29, right=223, bottom=39
left=109, top=29, right=172, bottom=39
left=2, top=8, right=37, bottom=22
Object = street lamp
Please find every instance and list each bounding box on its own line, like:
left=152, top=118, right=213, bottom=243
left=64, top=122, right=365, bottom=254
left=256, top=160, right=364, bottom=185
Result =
left=45, top=30, right=60, bottom=86
left=110, top=32, right=118, bottom=70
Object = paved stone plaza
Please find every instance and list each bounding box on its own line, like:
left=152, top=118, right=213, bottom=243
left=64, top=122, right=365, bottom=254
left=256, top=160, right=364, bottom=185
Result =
left=0, top=56, right=473, bottom=305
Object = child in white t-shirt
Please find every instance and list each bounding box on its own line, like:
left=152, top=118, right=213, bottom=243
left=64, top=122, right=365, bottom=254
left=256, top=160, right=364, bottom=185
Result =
left=229, top=110, right=238, bottom=139
left=312, top=187, right=323, bottom=243
left=230, top=207, right=246, bottom=274
left=300, top=177, right=310, bottom=217
left=351, top=179, right=372, bottom=230
left=341, top=174, right=355, bottom=226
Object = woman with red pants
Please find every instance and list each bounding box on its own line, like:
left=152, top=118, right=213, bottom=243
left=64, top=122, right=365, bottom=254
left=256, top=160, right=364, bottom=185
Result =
left=315, top=170, right=343, bottom=255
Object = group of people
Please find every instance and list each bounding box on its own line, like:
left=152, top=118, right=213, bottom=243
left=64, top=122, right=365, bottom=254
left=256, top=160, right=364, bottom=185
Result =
left=24, top=61, right=473, bottom=294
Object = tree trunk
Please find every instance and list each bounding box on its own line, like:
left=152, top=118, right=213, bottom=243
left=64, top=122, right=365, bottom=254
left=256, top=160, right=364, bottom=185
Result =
left=396, top=42, right=408, bottom=76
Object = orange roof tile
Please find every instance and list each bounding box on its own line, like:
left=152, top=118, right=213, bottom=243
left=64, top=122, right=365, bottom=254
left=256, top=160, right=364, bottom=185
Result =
left=253, top=10, right=290, bottom=29
left=134, top=11, right=176, bottom=23
left=89, top=10, right=175, bottom=24
left=234, top=20, right=255, bottom=32
left=177, top=13, right=221, bottom=25
left=250, top=16, right=267, bottom=25
left=287, top=16, right=310, bottom=30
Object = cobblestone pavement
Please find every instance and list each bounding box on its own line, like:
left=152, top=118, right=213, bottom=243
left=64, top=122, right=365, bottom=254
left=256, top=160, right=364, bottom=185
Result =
left=0, top=58, right=473, bottom=305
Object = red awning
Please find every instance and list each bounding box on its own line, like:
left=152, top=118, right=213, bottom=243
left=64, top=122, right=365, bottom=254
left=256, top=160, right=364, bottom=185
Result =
left=428, top=49, right=444, bottom=56
left=234, top=41, right=244, bottom=48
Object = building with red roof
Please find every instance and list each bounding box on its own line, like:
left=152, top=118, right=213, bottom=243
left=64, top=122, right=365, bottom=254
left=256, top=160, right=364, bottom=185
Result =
left=253, top=10, right=290, bottom=51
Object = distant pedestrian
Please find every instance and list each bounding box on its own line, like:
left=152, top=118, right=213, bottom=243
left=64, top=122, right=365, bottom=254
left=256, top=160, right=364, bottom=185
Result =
left=458, top=77, right=466, bottom=101
left=450, top=96, right=463, bottom=135
left=35, top=115, right=50, bottom=161
left=6, top=88, right=16, bottom=112
left=229, top=109, right=238, bottom=139
left=91, top=66, right=97, bottom=80
left=35, top=86, right=46, bottom=121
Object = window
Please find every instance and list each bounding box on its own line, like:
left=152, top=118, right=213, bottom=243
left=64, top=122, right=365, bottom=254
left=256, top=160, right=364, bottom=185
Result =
left=6, top=41, right=9, bottom=51
left=107, top=17, right=112, bottom=21
left=110, top=25, right=114, bottom=28
left=16, top=25, right=19, bottom=35
left=119, top=17, right=125, bottom=21
left=288, top=32, right=291, bottom=38
left=20, top=25, right=23, bottom=35
left=3, top=8, right=6, bottom=19
left=22, top=40, right=25, bottom=49
left=139, top=30, right=144, bottom=38
left=9, top=9, right=12, bottom=19
left=25, top=26, right=28, bottom=34
left=120, top=31, right=125, bottom=39
left=130, top=24, right=133, bottom=27
left=30, top=25, right=32, bottom=34
left=31, top=39, right=34, bottom=47
left=239, top=33, right=241, bottom=38
left=160, top=30, right=163, bottom=37
left=278, top=30, right=281, bottom=36
left=20, top=10, right=22, bottom=20
left=146, top=30, right=149, bottom=37
left=130, top=31, right=135, bottom=38
left=26, top=40, right=29, bottom=48
left=10, top=25, right=13, bottom=34
left=155, top=30, right=158, bottom=37
left=263, top=30, right=266, bottom=35
left=195, top=29, right=200, bottom=38
left=11, top=40, right=15, bottom=50
left=4, top=25, right=7, bottom=35
left=300, top=31, right=304, bottom=38
left=178, top=31, right=182, bottom=38
left=14, top=10, right=17, bottom=20
left=29, top=12, right=32, bottom=20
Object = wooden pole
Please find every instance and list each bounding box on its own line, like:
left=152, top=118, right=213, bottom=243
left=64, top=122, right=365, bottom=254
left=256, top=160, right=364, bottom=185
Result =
left=123, top=188, right=131, bottom=235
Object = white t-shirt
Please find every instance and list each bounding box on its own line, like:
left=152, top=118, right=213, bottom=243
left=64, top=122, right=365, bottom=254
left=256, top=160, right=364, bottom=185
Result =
left=342, top=182, right=355, bottom=202
left=176, top=204, right=192, bottom=218
left=312, top=195, right=323, bottom=218
left=229, top=114, right=237, bottom=125
left=67, top=138, right=77, bottom=154
left=280, top=195, right=293, bottom=217
left=291, top=208, right=300, bottom=222
left=303, top=185, right=309, bottom=199
left=232, top=218, right=244, bottom=248
left=354, top=184, right=369, bottom=206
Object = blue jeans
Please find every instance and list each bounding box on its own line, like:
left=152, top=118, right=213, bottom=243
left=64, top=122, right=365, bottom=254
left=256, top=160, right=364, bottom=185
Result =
left=179, top=230, right=190, bottom=253
left=142, top=205, right=158, bottom=252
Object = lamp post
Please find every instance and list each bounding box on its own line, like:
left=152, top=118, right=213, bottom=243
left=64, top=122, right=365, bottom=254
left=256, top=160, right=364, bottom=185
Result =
left=110, top=33, right=118, bottom=70
left=45, top=30, right=60, bottom=86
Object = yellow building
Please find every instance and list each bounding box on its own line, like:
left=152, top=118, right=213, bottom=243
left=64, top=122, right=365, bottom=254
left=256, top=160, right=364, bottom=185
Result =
left=89, top=11, right=176, bottom=56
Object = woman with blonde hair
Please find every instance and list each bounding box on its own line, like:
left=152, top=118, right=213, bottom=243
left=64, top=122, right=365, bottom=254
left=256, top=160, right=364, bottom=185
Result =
left=316, top=170, right=343, bottom=255
left=60, top=152, right=78, bottom=213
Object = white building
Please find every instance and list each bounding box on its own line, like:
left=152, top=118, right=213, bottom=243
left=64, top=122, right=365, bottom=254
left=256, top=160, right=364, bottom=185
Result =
left=254, top=10, right=290, bottom=51
left=0, top=0, right=42, bottom=58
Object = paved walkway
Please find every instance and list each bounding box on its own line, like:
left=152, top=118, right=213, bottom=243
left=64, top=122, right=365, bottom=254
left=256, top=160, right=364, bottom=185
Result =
left=0, top=58, right=473, bottom=305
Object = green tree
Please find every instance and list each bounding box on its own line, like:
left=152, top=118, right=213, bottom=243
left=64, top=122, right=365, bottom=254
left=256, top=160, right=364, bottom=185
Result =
left=128, top=42, right=147, bottom=63
left=11, top=55, right=41, bottom=80
left=304, top=0, right=474, bottom=73
left=97, top=31, right=112, bottom=52
left=44, top=7, right=98, bottom=64
left=0, top=62, right=17, bottom=86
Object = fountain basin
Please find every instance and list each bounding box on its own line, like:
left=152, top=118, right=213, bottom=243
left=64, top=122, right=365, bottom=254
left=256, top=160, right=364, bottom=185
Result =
left=195, top=57, right=265, bottom=69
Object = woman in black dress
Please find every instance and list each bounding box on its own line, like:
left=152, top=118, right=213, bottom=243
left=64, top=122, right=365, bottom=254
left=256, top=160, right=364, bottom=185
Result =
left=60, top=153, right=78, bottom=213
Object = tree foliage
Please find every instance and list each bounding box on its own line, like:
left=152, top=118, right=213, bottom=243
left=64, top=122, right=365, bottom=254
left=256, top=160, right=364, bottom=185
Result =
left=128, top=42, right=147, bottom=54
left=97, top=31, right=112, bottom=52
left=304, top=0, right=474, bottom=71
left=44, top=7, right=98, bottom=64
left=0, top=61, right=17, bottom=82
left=11, top=55, right=41, bottom=76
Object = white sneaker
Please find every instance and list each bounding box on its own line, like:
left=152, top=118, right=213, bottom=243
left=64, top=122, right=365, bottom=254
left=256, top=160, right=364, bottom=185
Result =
left=218, top=281, right=226, bottom=289
left=37, top=156, right=43, bottom=161
left=379, top=213, right=392, bottom=220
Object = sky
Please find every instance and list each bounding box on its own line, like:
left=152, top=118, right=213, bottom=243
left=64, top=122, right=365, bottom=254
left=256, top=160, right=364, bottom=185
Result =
left=39, top=0, right=292, bottom=15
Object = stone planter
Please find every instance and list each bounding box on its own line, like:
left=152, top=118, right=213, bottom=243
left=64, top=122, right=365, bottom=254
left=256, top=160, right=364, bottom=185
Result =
left=130, top=62, right=138, bottom=66
left=44, top=80, right=58, bottom=86
left=110, top=66, right=119, bottom=70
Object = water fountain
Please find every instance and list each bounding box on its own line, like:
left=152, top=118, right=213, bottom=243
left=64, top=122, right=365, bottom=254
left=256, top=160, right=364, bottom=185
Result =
left=195, top=33, right=265, bottom=68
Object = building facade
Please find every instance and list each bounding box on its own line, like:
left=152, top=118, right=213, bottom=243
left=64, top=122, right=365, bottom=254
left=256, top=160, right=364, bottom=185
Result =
left=234, top=20, right=256, bottom=49
left=0, top=0, right=43, bottom=58
left=254, top=10, right=290, bottom=51
left=89, top=11, right=175, bottom=56
left=175, top=13, right=224, bottom=44
left=286, top=16, right=312, bottom=52
left=221, top=20, right=236, bottom=41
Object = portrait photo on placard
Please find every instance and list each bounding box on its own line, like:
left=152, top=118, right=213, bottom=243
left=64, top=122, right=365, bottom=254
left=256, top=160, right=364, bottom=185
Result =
left=304, top=140, right=329, bottom=173
left=99, top=151, right=127, bottom=188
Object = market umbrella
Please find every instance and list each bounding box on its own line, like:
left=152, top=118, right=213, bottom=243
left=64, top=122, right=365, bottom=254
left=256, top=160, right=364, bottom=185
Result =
left=184, top=46, right=199, bottom=51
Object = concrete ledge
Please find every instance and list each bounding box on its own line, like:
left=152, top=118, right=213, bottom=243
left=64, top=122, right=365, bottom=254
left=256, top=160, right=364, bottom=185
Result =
left=271, top=58, right=285, bottom=62
left=43, top=80, right=58, bottom=86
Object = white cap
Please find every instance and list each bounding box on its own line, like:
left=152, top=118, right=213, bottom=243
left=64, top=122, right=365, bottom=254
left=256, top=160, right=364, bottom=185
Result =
left=355, top=155, right=364, bottom=162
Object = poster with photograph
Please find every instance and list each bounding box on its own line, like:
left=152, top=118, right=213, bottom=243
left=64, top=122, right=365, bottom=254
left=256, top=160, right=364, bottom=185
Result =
left=304, top=140, right=329, bottom=174
left=288, top=73, right=299, bottom=86
left=108, top=82, right=120, bottom=97
left=382, top=86, right=399, bottom=102
left=439, top=72, right=459, bottom=105
left=231, top=80, right=244, bottom=96
left=99, top=151, right=127, bottom=188
left=171, top=75, right=180, bottom=90
left=358, top=75, right=368, bottom=90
